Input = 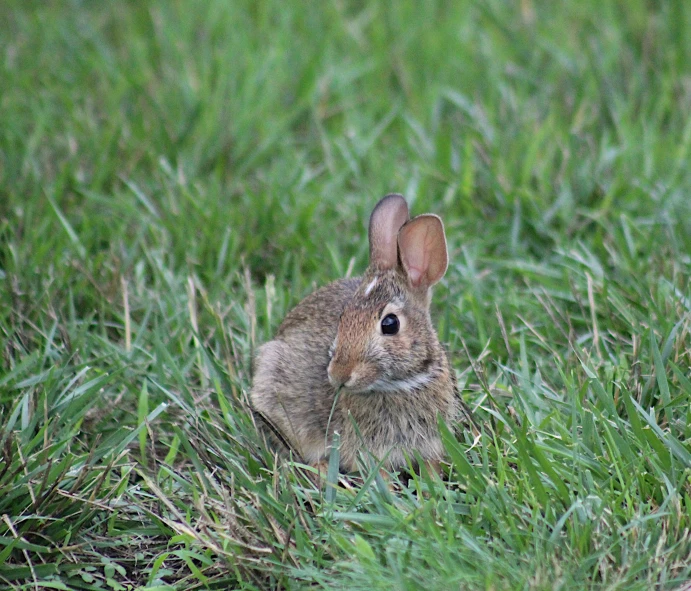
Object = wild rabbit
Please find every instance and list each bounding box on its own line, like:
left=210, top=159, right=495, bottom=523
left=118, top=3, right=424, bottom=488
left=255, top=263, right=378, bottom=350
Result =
left=251, top=194, right=467, bottom=474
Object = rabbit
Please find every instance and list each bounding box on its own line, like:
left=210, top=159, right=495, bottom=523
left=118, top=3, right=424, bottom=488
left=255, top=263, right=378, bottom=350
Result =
left=251, top=194, right=468, bottom=475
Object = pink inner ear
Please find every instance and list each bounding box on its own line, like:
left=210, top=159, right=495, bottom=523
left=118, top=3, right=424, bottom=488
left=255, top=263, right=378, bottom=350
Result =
left=403, top=228, right=432, bottom=287
left=398, top=214, right=448, bottom=289
left=407, top=266, right=424, bottom=286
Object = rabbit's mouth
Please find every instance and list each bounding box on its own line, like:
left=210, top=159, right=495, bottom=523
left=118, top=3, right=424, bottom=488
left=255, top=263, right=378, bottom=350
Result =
left=327, top=360, right=379, bottom=393
left=330, top=365, right=435, bottom=396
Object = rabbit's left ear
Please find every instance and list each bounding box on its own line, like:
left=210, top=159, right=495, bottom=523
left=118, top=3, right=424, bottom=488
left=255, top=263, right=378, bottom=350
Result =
left=397, top=214, right=448, bottom=289
left=368, top=194, right=410, bottom=270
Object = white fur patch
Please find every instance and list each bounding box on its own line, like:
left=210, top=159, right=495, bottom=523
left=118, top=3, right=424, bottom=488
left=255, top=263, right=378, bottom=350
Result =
left=365, top=371, right=434, bottom=394
left=364, top=277, right=378, bottom=296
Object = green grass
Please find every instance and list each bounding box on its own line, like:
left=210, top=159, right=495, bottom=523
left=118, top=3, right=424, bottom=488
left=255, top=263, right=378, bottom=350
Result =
left=1, top=0, right=691, bottom=589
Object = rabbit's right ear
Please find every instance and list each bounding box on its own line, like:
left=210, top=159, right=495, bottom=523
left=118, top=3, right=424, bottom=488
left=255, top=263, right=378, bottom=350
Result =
left=397, top=214, right=448, bottom=291
left=368, top=194, right=410, bottom=270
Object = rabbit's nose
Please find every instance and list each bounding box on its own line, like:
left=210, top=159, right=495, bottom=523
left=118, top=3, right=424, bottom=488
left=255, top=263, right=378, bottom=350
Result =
left=327, top=359, right=354, bottom=389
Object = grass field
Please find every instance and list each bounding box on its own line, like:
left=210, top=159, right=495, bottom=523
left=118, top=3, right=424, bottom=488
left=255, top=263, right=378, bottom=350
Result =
left=1, top=1, right=691, bottom=589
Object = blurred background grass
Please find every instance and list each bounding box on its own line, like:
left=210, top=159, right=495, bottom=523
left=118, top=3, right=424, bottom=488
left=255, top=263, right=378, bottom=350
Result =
left=1, top=1, right=690, bottom=589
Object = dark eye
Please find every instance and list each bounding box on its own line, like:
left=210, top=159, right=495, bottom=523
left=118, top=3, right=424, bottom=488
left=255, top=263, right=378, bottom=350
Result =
left=381, top=313, right=400, bottom=335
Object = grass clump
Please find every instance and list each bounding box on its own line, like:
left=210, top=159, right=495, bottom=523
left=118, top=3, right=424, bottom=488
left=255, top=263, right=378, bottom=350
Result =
left=1, top=0, right=690, bottom=589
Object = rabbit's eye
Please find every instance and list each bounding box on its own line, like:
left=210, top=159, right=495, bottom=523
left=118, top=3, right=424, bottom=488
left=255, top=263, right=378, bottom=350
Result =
left=381, top=314, right=400, bottom=335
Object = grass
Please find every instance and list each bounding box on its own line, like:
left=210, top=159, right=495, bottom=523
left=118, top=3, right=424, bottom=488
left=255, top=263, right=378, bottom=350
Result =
left=1, top=0, right=690, bottom=588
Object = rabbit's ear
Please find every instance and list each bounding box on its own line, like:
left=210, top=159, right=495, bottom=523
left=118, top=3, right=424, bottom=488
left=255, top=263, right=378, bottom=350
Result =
left=368, top=194, right=410, bottom=270
left=398, top=214, right=448, bottom=289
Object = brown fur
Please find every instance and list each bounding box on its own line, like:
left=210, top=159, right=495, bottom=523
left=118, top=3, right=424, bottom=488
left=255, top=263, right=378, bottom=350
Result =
left=250, top=195, right=466, bottom=472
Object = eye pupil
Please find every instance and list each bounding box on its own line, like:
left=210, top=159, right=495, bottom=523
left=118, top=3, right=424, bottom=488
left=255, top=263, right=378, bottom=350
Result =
left=381, top=313, right=400, bottom=335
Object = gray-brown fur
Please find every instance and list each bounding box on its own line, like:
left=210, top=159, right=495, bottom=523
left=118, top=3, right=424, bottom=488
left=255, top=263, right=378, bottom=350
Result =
left=250, top=194, right=465, bottom=472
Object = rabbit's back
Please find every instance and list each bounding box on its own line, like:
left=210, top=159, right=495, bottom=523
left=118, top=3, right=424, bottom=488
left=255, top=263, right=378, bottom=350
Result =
left=250, top=277, right=360, bottom=463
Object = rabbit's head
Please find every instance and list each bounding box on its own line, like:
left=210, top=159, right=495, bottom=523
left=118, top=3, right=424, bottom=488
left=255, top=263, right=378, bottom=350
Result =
left=327, top=194, right=449, bottom=394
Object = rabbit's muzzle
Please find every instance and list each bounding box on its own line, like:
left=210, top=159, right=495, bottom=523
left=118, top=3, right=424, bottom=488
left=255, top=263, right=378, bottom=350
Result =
left=327, top=357, right=378, bottom=393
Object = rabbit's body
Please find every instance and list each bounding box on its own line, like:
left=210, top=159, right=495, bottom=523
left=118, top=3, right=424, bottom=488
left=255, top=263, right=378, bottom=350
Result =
left=251, top=194, right=465, bottom=473
left=252, top=278, right=360, bottom=466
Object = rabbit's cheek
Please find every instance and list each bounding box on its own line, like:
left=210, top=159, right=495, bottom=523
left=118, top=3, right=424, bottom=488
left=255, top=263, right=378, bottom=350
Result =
left=377, top=327, right=412, bottom=359
left=346, top=363, right=379, bottom=391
